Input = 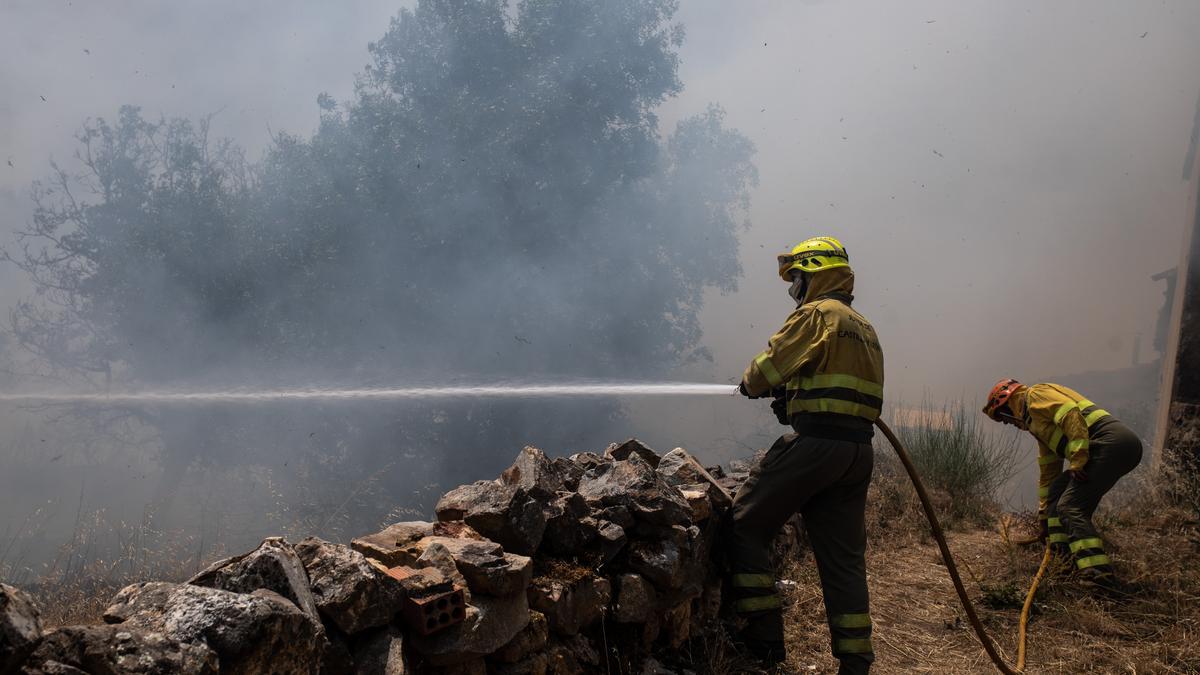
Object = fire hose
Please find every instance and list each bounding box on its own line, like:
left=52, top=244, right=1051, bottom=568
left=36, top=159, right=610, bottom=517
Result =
left=1017, top=545, right=1051, bottom=671
left=873, top=418, right=1029, bottom=675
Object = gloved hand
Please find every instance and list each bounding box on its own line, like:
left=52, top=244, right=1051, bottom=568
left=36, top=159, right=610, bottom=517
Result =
left=738, top=381, right=761, bottom=399
left=1068, top=468, right=1089, bottom=483
left=770, top=393, right=789, bottom=426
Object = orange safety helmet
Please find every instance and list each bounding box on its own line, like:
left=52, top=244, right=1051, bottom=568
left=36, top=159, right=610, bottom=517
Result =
left=982, top=378, right=1022, bottom=420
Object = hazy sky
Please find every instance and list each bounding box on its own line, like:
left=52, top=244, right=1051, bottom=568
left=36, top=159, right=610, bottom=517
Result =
left=669, top=1, right=1200, bottom=399
left=2, top=0, right=1198, bottom=415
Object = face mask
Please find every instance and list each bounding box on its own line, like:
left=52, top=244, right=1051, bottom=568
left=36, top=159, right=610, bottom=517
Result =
left=788, top=273, right=808, bottom=306
left=993, top=407, right=1024, bottom=429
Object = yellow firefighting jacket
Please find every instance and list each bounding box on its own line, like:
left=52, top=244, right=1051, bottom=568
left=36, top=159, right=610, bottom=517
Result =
left=741, top=267, right=884, bottom=422
left=1009, top=383, right=1111, bottom=513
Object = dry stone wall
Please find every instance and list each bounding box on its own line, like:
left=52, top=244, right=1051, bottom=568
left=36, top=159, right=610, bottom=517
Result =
left=3, top=440, right=799, bottom=674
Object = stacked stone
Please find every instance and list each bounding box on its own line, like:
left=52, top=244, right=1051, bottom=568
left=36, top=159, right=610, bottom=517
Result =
left=1, top=439, right=781, bottom=675
left=430, top=441, right=734, bottom=674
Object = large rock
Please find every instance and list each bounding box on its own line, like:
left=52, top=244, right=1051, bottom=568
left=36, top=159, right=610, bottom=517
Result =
left=352, top=522, right=437, bottom=567
left=627, top=537, right=687, bottom=590
left=376, top=535, right=505, bottom=575
left=489, top=610, right=548, bottom=664
left=348, top=624, right=408, bottom=675
left=23, top=625, right=217, bottom=675
left=655, top=448, right=704, bottom=486
left=612, top=574, right=657, bottom=623
left=548, top=458, right=585, bottom=491
left=188, top=537, right=320, bottom=622
left=590, top=519, right=628, bottom=566
left=539, top=493, right=593, bottom=557
left=385, top=566, right=454, bottom=599
left=499, top=447, right=566, bottom=498
left=452, top=549, right=532, bottom=598
left=103, top=583, right=323, bottom=675
left=407, top=593, right=530, bottom=666
left=567, top=452, right=606, bottom=473
left=1, top=583, right=42, bottom=675
left=491, top=633, right=598, bottom=675
left=294, top=537, right=404, bottom=635
left=661, top=601, right=693, bottom=649
left=660, top=449, right=732, bottom=512
left=577, top=455, right=690, bottom=527
left=527, top=575, right=611, bottom=637
left=604, top=439, right=661, bottom=468
left=430, top=659, right=487, bottom=675
left=319, top=627, right=355, bottom=675
left=490, top=651, right=553, bottom=675
left=435, top=483, right=546, bottom=555
left=416, top=542, right=471, bottom=598
left=679, top=488, right=711, bottom=522
left=554, top=635, right=600, bottom=671
left=594, top=505, right=634, bottom=528
left=408, top=536, right=504, bottom=561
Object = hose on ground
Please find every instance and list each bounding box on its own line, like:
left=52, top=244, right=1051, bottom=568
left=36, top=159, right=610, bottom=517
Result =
left=874, top=418, right=1022, bottom=675
left=1018, top=545, right=1051, bottom=671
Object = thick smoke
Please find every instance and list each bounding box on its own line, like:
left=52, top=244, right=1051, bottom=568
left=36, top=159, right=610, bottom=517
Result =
left=0, top=0, right=756, bottom=563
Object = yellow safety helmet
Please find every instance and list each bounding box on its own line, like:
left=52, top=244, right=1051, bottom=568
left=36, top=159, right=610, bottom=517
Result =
left=776, top=236, right=850, bottom=280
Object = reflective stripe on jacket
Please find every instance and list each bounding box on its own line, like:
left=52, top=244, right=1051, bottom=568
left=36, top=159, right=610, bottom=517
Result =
left=1012, top=383, right=1111, bottom=513
left=741, top=267, right=884, bottom=423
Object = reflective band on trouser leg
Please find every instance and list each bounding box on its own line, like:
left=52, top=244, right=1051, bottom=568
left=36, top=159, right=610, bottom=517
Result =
left=754, top=353, right=784, bottom=388
left=834, top=638, right=874, bottom=654
left=830, top=613, right=872, bottom=629
left=735, top=594, right=782, bottom=612
left=1047, top=515, right=1069, bottom=544
left=830, top=613, right=873, bottom=659
left=1069, top=536, right=1111, bottom=570
left=732, top=571, right=780, bottom=613
left=732, top=573, right=775, bottom=589
left=1069, top=537, right=1105, bottom=554
left=1076, top=554, right=1112, bottom=570
left=1038, top=486, right=1050, bottom=498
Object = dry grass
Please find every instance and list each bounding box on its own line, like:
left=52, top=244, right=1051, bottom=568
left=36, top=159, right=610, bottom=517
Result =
left=7, top=511, right=220, bottom=627
left=776, top=472, right=1200, bottom=674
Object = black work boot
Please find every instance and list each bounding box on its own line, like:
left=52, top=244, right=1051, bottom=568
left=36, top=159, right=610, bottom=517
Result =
left=742, top=637, right=786, bottom=667
left=1078, top=567, right=1130, bottom=596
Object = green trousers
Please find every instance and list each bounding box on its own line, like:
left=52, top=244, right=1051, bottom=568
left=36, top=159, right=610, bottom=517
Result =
left=727, top=433, right=875, bottom=674
left=1046, top=419, right=1143, bottom=576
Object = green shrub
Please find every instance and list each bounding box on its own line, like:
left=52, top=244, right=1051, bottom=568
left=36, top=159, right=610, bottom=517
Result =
left=884, top=401, right=1022, bottom=524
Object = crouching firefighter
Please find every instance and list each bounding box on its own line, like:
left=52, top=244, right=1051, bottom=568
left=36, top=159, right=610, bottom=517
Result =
left=982, top=379, right=1143, bottom=591
left=731, top=236, right=883, bottom=673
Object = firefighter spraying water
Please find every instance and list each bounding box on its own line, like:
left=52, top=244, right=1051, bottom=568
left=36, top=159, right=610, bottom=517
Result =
left=729, top=236, right=883, bottom=672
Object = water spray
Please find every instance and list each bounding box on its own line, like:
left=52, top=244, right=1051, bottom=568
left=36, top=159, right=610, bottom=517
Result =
left=0, top=382, right=737, bottom=405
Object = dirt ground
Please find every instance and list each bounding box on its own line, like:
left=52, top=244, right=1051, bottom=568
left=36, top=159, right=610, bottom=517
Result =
left=779, top=504, right=1200, bottom=674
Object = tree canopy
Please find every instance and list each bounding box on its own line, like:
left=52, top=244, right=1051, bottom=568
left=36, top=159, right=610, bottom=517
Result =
left=5, top=0, right=756, bottom=530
